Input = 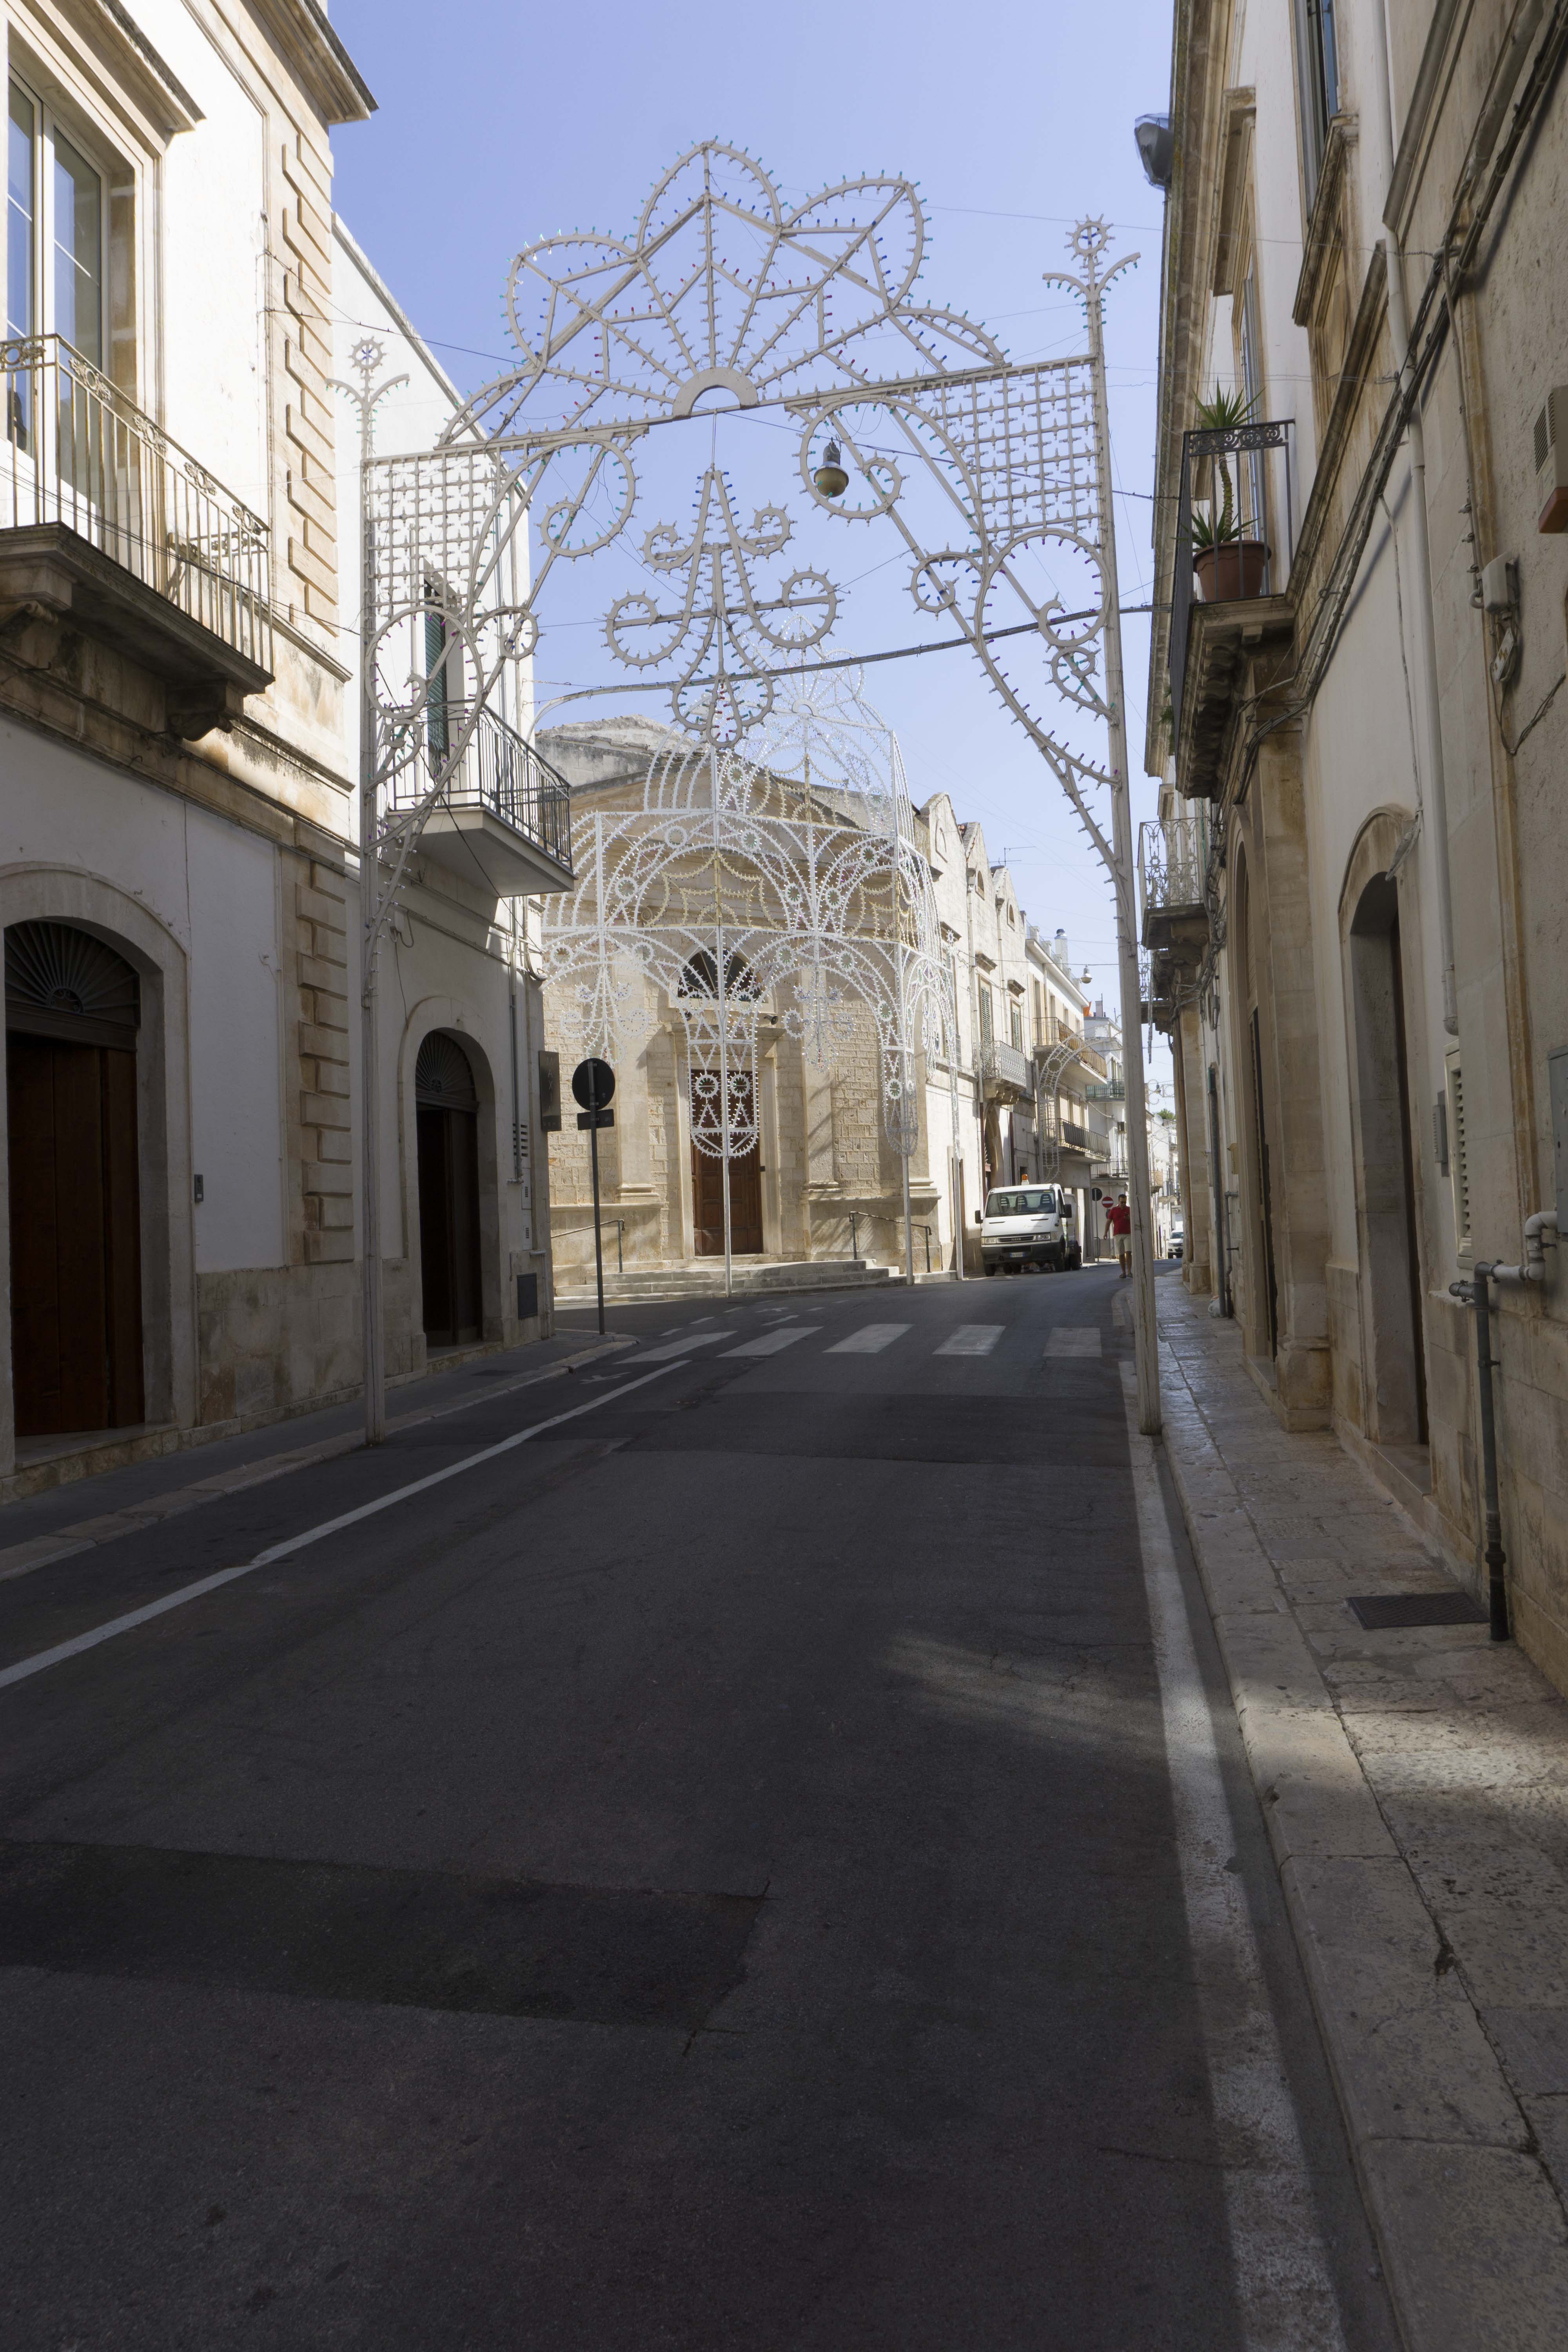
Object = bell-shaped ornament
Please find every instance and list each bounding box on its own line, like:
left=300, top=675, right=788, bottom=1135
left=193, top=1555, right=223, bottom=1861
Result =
left=812, top=439, right=849, bottom=500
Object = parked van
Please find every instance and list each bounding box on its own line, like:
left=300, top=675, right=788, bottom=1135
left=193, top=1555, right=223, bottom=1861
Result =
left=980, top=1185, right=1078, bottom=1274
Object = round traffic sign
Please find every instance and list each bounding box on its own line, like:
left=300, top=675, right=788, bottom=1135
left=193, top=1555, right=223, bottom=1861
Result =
left=571, top=1056, right=615, bottom=1111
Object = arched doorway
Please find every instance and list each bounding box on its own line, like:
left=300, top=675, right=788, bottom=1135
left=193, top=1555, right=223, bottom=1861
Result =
left=415, top=1031, right=484, bottom=1347
left=6, top=920, right=145, bottom=1436
left=1348, top=875, right=1427, bottom=1443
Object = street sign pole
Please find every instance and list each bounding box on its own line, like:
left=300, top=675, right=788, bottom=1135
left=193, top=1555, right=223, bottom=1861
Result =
left=572, top=1057, right=617, bottom=1339
left=588, top=1092, right=606, bottom=1337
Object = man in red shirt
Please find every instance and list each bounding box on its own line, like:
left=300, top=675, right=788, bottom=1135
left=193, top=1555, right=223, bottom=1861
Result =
left=1105, top=1192, right=1132, bottom=1277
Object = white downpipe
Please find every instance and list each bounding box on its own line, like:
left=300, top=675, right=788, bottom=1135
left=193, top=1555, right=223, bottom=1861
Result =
left=1369, top=0, right=1461, bottom=1035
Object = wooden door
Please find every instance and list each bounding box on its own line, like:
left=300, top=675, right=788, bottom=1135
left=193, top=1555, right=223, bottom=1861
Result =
left=8, top=1032, right=143, bottom=1436
left=690, top=1073, right=763, bottom=1256
left=417, top=1100, right=483, bottom=1346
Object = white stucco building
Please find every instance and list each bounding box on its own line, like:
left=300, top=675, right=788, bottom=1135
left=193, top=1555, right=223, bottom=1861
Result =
left=0, top=2, right=568, bottom=1501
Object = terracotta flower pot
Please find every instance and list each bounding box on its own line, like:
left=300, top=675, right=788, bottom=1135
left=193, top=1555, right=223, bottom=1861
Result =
left=1192, top=538, right=1270, bottom=602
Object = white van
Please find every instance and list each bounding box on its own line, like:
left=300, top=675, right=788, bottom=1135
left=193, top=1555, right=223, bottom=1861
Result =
left=980, top=1184, right=1078, bottom=1274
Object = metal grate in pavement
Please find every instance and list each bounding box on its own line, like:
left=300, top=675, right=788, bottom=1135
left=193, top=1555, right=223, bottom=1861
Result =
left=1348, top=1590, right=1488, bottom=1630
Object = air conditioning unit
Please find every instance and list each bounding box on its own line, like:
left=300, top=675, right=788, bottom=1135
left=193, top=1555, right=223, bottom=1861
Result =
left=1533, top=386, right=1568, bottom=531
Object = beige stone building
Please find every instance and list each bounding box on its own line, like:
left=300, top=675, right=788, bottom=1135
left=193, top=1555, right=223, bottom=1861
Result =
left=1146, top=0, right=1568, bottom=1688
left=535, top=717, right=1098, bottom=1287
left=0, top=2, right=564, bottom=1499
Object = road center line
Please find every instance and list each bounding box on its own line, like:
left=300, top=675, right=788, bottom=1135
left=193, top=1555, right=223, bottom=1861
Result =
left=1117, top=1360, right=1345, bottom=2350
left=0, top=1362, right=682, bottom=1697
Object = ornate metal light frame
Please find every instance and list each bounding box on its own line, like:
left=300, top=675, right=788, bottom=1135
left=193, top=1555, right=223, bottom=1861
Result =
left=348, top=140, right=1163, bottom=1434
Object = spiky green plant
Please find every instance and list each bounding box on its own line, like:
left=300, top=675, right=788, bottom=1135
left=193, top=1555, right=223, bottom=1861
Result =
left=1191, top=385, right=1259, bottom=546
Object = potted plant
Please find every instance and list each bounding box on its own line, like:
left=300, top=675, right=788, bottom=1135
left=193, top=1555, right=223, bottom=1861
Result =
left=1191, top=387, right=1270, bottom=601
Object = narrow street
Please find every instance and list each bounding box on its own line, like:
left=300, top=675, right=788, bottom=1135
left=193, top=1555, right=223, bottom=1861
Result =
left=0, top=1269, right=1397, bottom=2350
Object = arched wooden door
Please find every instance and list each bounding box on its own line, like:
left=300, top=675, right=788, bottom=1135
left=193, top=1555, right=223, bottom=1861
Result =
left=415, top=1031, right=483, bottom=1347
left=5, top=921, right=144, bottom=1437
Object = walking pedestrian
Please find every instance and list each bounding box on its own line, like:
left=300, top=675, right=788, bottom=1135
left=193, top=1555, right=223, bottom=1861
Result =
left=1105, top=1191, right=1132, bottom=1278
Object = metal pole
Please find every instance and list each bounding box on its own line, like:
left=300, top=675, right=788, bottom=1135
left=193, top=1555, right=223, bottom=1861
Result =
left=1087, top=249, right=1162, bottom=1435
left=358, top=486, right=386, bottom=1447
left=902, top=1151, right=915, bottom=1285
left=589, top=1080, right=606, bottom=1338
left=711, top=744, right=734, bottom=1300
left=1469, top=1267, right=1511, bottom=1641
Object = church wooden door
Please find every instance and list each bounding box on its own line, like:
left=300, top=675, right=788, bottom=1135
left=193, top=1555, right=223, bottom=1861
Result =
left=691, top=1072, right=763, bottom=1256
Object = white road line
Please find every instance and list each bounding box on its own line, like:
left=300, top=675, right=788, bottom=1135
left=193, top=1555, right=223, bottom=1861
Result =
left=933, top=1324, right=1003, bottom=1357
left=1045, top=1327, right=1102, bottom=1358
left=722, top=1325, right=820, bottom=1358
left=1117, top=1360, right=1346, bottom=2351
left=633, top=1331, right=730, bottom=1363
left=0, top=1362, right=682, bottom=1697
left=826, top=1322, right=912, bottom=1356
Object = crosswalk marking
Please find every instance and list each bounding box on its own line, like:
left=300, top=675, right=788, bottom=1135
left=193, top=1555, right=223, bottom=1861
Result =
left=722, top=1325, right=820, bottom=1358
left=1046, top=1328, right=1102, bottom=1358
left=826, top=1322, right=911, bottom=1356
left=635, top=1331, right=730, bottom=1363
left=933, top=1324, right=1003, bottom=1358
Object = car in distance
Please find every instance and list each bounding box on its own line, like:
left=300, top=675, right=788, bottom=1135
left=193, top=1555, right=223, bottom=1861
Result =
left=980, top=1184, right=1078, bottom=1274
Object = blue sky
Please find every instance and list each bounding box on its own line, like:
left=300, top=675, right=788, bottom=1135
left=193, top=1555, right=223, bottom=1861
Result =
left=330, top=0, right=1174, bottom=1047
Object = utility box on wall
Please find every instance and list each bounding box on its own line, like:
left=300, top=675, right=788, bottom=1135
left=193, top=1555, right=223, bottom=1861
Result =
left=537, top=1050, right=561, bottom=1133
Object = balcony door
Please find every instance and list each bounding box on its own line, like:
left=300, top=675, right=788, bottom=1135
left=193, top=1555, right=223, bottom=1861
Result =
left=416, top=1031, right=484, bottom=1348
left=5, top=921, right=144, bottom=1438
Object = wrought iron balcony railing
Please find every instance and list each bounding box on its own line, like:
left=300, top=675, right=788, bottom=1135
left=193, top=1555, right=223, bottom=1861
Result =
left=390, top=701, right=573, bottom=878
left=0, top=334, right=270, bottom=672
left=1169, top=417, right=1294, bottom=744
left=1086, top=1078, right=1126, bottom=1101
left=978, top=1037, right=1033, bottom=1099
left=1139, top=809, right=1209, bottom=921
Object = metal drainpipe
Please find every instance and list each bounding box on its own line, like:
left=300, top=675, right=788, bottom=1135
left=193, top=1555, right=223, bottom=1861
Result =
left=1450, top=1267, right=1511, bottom=1640
left=1368, top=0, right=1461, bottom=1033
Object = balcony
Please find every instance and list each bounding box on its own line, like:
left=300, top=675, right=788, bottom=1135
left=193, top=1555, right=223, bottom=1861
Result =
left=390, top=704, right=574, bottom=897
left=978, top=1038, right=1033, bottom=1102
left=1086, top=1078, right=1125, bottom=1102
left=1169, top=418, right=1295, bottom=801
left=0, top=335, right=271, bottom=734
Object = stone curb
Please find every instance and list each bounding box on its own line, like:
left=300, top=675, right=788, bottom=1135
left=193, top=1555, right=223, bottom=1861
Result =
left=1157, top=1335, right=1568, bottom=2352
left=0, top=1337, right=635, bottom=1590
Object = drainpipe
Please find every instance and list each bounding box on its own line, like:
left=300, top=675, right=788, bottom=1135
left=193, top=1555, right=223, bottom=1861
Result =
left=1368, top=0, right=1460, bottom=1034
left=1450, top=1267, right=1511, bottom=1639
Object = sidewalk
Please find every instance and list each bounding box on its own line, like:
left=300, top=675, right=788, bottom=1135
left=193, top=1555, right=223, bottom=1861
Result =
left=1158, top=1276, right=1568, bottom=2350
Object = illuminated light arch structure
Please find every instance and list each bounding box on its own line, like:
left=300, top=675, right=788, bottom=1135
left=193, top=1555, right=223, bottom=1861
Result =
left=350, top=140, right=1160, bottom=1417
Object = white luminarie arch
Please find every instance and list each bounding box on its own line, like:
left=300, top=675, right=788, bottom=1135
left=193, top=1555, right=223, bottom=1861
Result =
left=350, top=139, right=1162, bottom=1432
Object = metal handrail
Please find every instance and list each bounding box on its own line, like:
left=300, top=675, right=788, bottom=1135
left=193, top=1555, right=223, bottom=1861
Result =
left=392, top=700, right=573, bottom=875
left=1170, top=417, right=1293, bottom=745
left=1139, top=809, right=1209, bottom=918
left=979, top=1037, right=1033, bottom=1096
left=0, top=333, right=271, bottom=670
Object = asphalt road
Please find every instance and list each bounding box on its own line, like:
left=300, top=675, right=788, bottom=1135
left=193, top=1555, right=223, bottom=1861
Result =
left=0, top=1268, right=1399, bottom=2350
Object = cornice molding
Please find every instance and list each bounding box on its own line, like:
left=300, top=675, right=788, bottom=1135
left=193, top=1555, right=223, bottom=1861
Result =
left=1211, top=87, right=1256, bottom=297
left=1292, top=112, right=1358, bottom=328
left=243, top=0, right=376, bottom=124
left=36, top=0, right=203, bottom=140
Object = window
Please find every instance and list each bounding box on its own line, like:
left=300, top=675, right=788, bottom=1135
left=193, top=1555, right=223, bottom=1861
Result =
left=1294, top=0, right=1340, bottom=205
left=978, top=983, right=994, bottom=1045
left=1009, top=997, right=1023, bottom=1050
left=6, top=80, right=104, bottom=363
left=1032, top=978, right=1043, bottom=1046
